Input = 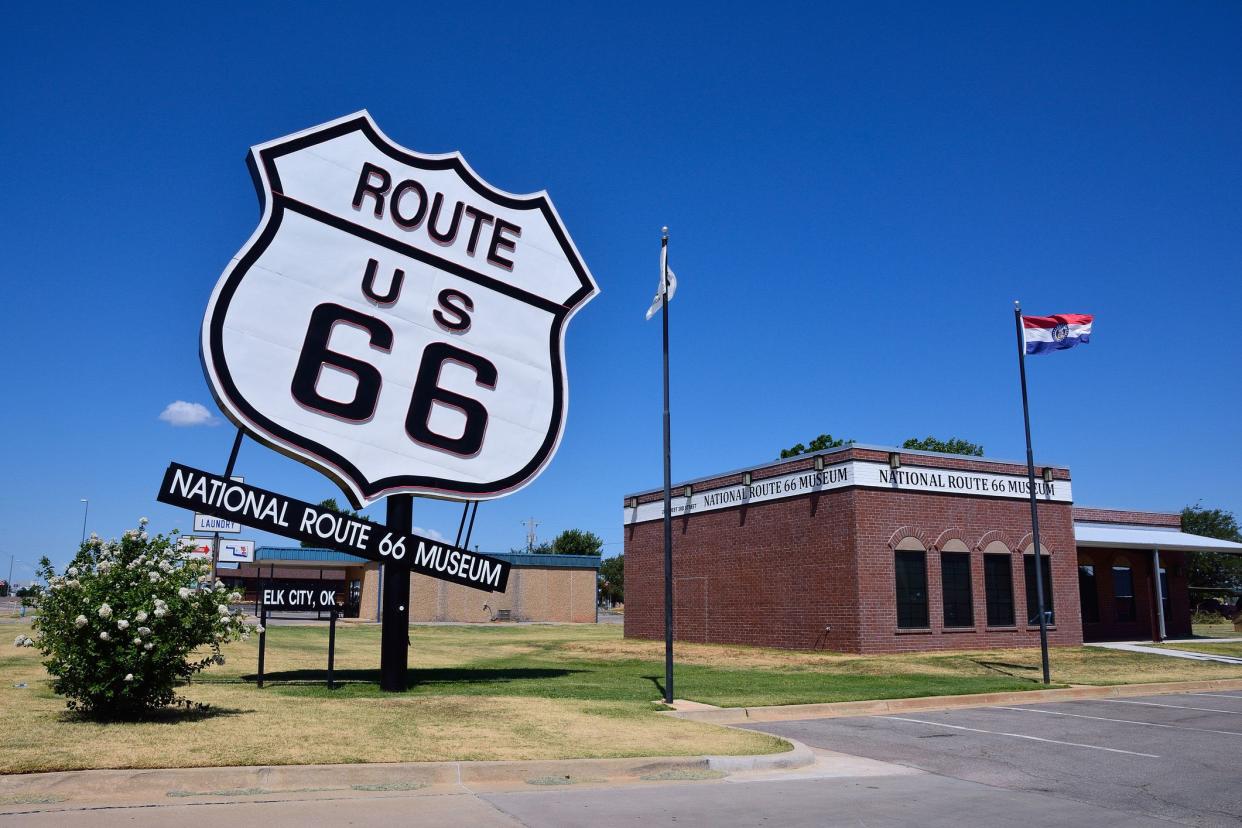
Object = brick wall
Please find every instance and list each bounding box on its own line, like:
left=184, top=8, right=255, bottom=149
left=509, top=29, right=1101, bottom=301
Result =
left=624, top=450, right=1082, bottom=653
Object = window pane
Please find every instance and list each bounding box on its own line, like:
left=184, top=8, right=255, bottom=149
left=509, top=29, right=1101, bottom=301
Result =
left=1023, top=556, right=1055, bottom=625
left=895, top=550, right=929, bottom=629
left=1113, top=566, right=1135, bottom=622
left=1078, top=564, right=1099, bottom=624
left=984, top=554, right=1015, bottom=627
left=941, top=552, right=973, bottom=627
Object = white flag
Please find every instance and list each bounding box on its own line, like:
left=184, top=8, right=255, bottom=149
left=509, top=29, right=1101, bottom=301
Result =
left=645, top=245, right=677, bottom=320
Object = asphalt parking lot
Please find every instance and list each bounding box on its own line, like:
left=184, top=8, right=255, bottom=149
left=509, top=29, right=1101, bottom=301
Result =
left=744, top=691, right=1242, bottom=826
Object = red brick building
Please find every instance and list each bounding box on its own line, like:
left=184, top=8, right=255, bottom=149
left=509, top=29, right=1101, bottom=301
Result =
left=622, top=444, right=1241, bottom=653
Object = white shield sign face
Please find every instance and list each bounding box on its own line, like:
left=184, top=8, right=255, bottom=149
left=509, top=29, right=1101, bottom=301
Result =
left=201, top=113, right=597, bottom=506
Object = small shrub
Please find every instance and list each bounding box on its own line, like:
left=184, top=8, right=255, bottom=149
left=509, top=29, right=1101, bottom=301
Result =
left=1191, top=609, right=1228, bottom=626
left=15, top=519, right=253, bottom=718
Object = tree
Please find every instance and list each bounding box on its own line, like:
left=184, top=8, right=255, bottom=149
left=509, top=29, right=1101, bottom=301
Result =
left=1181, top=505, right=1242, bottom=590
left=780, top=434, right=851, bottom=458
left=902, top=436, right=984, bottom=456
left=599, top=554, right=623, bottom=605
left=550, top=529, right=604, bottom=556
left=301, top=498, right=366, bottom=547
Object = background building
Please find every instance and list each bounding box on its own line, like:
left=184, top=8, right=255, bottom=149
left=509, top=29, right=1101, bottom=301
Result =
left=220, top=547, right=600, bottom=623
left=623, top=444, right=1242, bottom=652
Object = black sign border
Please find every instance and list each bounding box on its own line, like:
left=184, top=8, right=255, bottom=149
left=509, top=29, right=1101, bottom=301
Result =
left=201, top=113, right=597, bottom=507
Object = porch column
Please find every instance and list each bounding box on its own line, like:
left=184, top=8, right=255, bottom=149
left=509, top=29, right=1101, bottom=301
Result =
left=1151, top=548, right=1166, bottom=642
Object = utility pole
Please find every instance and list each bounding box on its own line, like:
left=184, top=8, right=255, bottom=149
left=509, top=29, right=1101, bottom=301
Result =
left=522, top=517, right=540, bottom=553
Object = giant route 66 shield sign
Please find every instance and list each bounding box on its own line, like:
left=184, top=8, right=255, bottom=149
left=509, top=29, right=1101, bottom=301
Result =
left=201, top=112, right=597, bottom=507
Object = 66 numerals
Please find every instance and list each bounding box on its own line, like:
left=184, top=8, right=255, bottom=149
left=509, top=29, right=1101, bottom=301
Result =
left=290, top=290, right=496, bottom=457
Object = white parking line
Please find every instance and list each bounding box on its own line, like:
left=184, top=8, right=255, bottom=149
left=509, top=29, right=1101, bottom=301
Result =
left=1097, top=698, right=1242, bottom=715
left=996, top=706, right=1242, bottom=738
left=878, top=716, right=1159, bottom=757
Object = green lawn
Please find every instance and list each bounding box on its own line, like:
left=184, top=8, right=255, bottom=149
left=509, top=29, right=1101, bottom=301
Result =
left=1190, top=622, right=1240, bottom=639
left=5, top=621, right=1242, bottom=772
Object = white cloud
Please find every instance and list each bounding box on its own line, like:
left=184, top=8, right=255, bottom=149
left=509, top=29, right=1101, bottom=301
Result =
left=412, top=526, right=446, bottom=542
left=159, top=401, right=219, bottom=427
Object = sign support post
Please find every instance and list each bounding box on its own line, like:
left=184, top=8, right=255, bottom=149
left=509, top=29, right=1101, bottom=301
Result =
left=257, top=603, right=267, bottom=689
left=1013, top=301, right=1052, bottom=685
left=211, top=429, right=245, bottom=577
left=380, top=494, right=413, bottom=692
left=328, top=606, right=338, bottom=690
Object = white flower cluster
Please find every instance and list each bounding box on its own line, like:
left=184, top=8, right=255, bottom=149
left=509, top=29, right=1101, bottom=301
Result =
left=98, top=603, right=113, bottom=620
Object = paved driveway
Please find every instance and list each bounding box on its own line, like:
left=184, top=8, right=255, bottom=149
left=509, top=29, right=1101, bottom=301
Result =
left=743, top=691, right=1242, bottom=826
left=5, top=692, right=1238, bottom=827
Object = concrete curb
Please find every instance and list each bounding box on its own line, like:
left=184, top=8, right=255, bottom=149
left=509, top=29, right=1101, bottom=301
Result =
left=0, top=738, right=815, bottom=805
left=667, top=677, right=1242, bottom=724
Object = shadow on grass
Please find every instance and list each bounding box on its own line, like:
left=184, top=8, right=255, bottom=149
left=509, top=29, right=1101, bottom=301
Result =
left=644, top=675, right=666, bottom=699
left=970, top=660, right=1039, bottom=681
left=237, top=666, right=583, bottom=686
left=57, top=705, right=251, bottom=725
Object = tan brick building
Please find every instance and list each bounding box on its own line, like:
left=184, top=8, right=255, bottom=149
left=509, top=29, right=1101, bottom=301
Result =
left=223, top=549, right=600, bottom=623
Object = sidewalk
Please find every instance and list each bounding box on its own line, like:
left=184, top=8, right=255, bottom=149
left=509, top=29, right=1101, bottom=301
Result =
left=664, top=676, right=1242, bottom=724
left=1086, top=639, right=1242, bottom=665
left=0, top=739, right=815, bottom=812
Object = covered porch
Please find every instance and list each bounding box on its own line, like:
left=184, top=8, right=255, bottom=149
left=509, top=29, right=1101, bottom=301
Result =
left=1075, top=517, right=1242, bottom=643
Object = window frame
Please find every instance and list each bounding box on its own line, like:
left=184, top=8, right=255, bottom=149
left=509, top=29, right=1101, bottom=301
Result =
left=1112, top=556, right=1137, bottom=623
left=1023, top=549, right=1055, bottom=626
left=894, top=540, right=930, bottom=630
left=939, top=544, right=974, bottom=629
left=983, top=545, right=1016, bottom=628
left=1078, top=555, right=1100, bottom=625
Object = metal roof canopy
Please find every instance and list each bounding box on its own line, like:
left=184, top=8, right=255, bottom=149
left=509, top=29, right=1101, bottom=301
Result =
left=1074, top=523, right=1242, bottom=554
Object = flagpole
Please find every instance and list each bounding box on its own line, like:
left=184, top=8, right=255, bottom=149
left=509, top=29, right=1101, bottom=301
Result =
left=661, top=227, right=675, bottom=705
left=1013, top=300, right=1051, bottom=685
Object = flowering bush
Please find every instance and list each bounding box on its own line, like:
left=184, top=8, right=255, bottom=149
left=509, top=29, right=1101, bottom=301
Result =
left=17, top=519, right=251, bottom=718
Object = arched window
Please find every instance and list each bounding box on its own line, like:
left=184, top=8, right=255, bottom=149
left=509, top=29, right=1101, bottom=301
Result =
left=982, top=540, right=1015, bottom=627
left=1112, top=554, right=1136, bottom=623
left=894, top=537, right=929, bottom=629
left=1078, top=553, right=1100, bottom=624
left=939, top=539, right=973, bottom=628
left=1023, top=544, right=1055, bottom=626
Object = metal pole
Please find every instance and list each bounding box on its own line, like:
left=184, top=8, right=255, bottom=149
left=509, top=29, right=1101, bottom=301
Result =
left=1151, top=548, right=1167, bottom=642
left=328, top=606, right=337, bottom=689
left=79, top=499, right=89, bottom=545
left=463, top=501, right=480, bottom=551
left=661, top=228, right=675, bottom=705
left=257, top=604, right=267, bottom=688
left=1013, top=301, right=1051, bottom=685
left=380, top=494, right=413, bottom=692
left=212, top=429, right=245, bottom=578
left=454, top=501, right=471, bottom=546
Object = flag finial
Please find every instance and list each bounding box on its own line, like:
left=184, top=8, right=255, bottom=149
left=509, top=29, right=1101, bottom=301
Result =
left=1014, top=300, right=1021, bottom=310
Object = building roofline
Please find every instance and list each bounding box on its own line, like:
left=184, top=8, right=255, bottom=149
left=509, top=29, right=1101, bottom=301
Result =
left=623, top=442, right=1069, bottom=499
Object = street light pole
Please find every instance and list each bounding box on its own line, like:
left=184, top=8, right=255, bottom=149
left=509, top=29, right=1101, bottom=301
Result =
left=79, top=499, right=89, bottom=545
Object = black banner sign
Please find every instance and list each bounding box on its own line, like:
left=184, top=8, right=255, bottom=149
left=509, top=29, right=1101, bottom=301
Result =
left=157, top=463, right=509, bottom=592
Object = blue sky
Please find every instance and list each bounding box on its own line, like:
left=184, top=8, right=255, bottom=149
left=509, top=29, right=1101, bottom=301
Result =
left=2, top=2, right=1240, bottom=581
